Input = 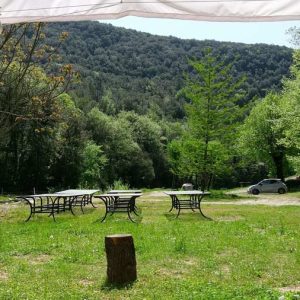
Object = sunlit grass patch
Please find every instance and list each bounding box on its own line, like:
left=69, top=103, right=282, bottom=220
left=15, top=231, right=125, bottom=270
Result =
left=0, top=195, right=14, bottom=202
left=0, top=269, right=8, bottom=282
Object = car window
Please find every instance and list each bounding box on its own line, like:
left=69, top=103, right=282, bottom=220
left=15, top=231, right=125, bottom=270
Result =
left=269, top=180, right=278, bottom=184
left=262, top=180, right=271, bottom=184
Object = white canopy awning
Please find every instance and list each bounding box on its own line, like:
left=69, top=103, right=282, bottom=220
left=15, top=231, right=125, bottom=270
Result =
left=1, top=0, right=300, bottom=24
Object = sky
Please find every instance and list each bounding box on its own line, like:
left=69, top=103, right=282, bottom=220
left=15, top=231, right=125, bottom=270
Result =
left=100, top=17, right=300, bottom=48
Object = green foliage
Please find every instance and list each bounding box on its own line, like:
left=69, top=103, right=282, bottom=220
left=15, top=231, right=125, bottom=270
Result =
left=238, top=93, right=284, bottom=175
left=182, top=52, right=245, bottom=142
left=98, top=89, right=116, bottom=115
left=207, top=189, right=244, bottom=200
left=108, top=179, right=130, bottom=191
left=238, top=50, right=300, bottom=179
left=44, top=21, right=292, bottom=118
left=84, top=108, right=176, bottom=188
left=168, top=138, right=229, bottom=178
left=80, top=141, right=107, bottom=188
left=0, top=24, right=79, bottom=192
left=168, top=49, right=245, bottom=190
left=49, top=93, right=85, bottom=189
left=0, top=21, right=295, bottom=192
left=0, top=63, right=64, bottom=191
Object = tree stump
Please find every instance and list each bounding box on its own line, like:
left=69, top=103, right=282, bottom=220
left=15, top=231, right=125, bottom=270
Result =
left=105, top=234, right=137, bottom=284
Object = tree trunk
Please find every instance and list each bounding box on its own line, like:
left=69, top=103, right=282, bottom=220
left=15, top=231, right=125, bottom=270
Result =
left=105, top=234, right=137, bottom=284
left=272, top=152, right=284, bottom=181
left=199, top=172, right=212, bottom=191
left=207, top=173, right=213, bottom=190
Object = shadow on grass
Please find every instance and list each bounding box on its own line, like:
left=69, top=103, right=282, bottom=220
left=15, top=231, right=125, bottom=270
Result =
left=101, top=278, right=136, bottom=291
left=93, top=212, right=143, bottom=224
left=164, top=212, right=211, bottom=222
left=70, top=207, right=97, bottom=216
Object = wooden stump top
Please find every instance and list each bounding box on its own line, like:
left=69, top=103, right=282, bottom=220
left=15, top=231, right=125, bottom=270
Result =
left=105, top=234, right=133, bottom=245
left=105, top=234, right=132, bottom=238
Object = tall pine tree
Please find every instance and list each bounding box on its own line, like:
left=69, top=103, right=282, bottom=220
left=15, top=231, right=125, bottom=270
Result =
left=168, top=48, right=245, bottom=190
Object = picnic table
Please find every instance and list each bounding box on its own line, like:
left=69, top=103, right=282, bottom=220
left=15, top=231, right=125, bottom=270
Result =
left=56, top=189, right=99, bottom=212
left=94, top=193, right=142, bottom=223
left=17, top=189, right=99, bottom=221
left=108, top=190, right=141, bottom=213
left=108, top=190, right=142, bottom=194
left=164, top=190, right=211, bottom=220
left=17, top=193, right=84, bottom=222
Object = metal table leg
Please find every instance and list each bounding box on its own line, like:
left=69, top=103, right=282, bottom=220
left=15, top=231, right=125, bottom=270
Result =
left=198, top=195, right=212, bottom=220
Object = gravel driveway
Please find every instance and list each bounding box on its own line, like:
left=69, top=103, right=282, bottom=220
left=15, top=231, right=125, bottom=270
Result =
left=145, top=190, right=300, bottom=206
left=221, top=188, right=300, bottom=206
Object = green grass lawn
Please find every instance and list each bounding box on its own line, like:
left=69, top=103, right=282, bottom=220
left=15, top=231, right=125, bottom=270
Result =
left=0, top=195, right=11, bottom=202
left=0, top=195, right=300, bottom=299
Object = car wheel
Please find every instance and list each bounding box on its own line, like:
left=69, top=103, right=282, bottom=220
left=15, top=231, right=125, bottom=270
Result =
left=278, top=188, right=286, bottom=194
left=252, top=189, right=260, bottom=195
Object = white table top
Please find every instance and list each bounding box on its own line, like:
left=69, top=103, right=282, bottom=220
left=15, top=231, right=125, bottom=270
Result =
left=19, top=193, right=86, bottom=198
left=56, top=189, right=99, bottom=195
left=164, top=191, right=210, bottom=196
left=108, top=190, right=142, bottom=193
left=96, top=193, right=142, bottom=198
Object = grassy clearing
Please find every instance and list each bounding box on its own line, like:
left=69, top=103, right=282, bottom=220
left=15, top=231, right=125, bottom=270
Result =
left=0, top=194, right=300, bottom=299
left=207, top=190, right=251, bottom=201
left=288, top=191, right=300, bottom=198
left=0, top=195, right=11, bottom=202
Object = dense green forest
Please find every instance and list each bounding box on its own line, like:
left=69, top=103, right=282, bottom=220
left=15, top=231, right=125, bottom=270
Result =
left=0, top=22, right=297, bottom=193
left=44, top=22, right=293, bottom=118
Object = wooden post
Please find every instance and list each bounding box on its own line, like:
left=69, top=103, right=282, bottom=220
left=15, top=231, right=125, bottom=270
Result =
left=105, top=234, right=137, bottom=284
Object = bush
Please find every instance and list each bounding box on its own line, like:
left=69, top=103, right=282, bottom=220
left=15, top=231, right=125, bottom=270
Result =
left=108, top=179, right=130, bottom=191
left=208, top=190, right=240, bottom=200
left=285, top=179, right=300, bottom=190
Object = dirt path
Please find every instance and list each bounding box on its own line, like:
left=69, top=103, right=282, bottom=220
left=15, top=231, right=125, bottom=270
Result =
left=224, top=188, right=300, bottom=206
left=210, top=198, right=300, bottom=206
left=145, top=190, right=300, bottom=206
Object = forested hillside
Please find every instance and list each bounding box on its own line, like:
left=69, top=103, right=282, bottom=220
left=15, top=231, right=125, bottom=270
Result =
left=45, top=21, right=293, bottom=118
left=0, top=22, right=296, bottom=192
